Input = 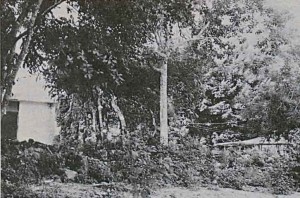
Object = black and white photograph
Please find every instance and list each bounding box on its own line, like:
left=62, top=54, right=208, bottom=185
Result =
left=1, top=0, right=300, bottom=197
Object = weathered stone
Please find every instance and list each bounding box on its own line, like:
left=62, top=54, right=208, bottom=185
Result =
left=65, top=169, right=78, bottom=181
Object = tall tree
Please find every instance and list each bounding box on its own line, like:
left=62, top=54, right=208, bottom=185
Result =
left=165, top=0, right=300, bottom=141
left=0, top=0, right=67, bottom=117
left=142, top=0, right=214, bottom=145
left=200, top=0, right=300, bottom=139
left=25, top=0, right=205, bottom=145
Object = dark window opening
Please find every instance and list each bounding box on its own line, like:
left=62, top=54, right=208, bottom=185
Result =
left=1, top=101, right=19, bottom=140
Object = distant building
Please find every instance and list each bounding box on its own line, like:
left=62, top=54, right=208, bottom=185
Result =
left=1, top=68, right=60, bottom=144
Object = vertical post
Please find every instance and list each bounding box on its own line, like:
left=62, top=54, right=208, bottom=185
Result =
left=92, top=109, right=97, bottom=131
left=160, top=59, right=168, bottom=146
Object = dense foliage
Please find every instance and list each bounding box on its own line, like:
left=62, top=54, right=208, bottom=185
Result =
left=2, top=0, right=299, bottom=142
left=1, top=137, right=299, bottom=197
left=1, top=0, right=300, bottom=196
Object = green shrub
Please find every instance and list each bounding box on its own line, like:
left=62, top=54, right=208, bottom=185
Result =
left=1, top=182, right=40, bottom=198
left=214, top=147, right=297, bottom=193
left=2, top=133, right=298, bottom=196
left=1, top=139, right=64, bottom=185
left=63, top=151, right=83, bottom=171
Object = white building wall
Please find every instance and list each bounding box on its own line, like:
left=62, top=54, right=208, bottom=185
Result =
left=11, top=68, right=55, bottom=103
left=17, top=101, right=59, bottom=145
left=10, top=68, right=60, bottom=144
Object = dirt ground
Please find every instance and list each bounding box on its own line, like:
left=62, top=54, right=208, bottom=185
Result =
left=30, top=182, right=300, bottom=198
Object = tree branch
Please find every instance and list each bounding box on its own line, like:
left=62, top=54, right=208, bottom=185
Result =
left=13, top=0, right=66, bottom=45
left=173, top=21, right=211, bottom=49
left=15, top=30, right=28, bottom=42
left=2, top=0, right=44, bottom=116
left=152, top=66, right=162, bottom=73
left=5, top=1, right=38, bottom=63
left=197, top=21, right=210, bottom=37
left=155, top=50, right=167, bottom=58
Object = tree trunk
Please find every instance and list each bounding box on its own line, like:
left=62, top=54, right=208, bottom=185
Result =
left=1, top=0, right=44, bottom=118
left=97, top=96, right=104, bottom=141
left=111, top=96, right=126, bottom=135
left=150, top=109, right=157, bottom=137
left=97, top=97, right=103, bottom=130
left=160, top=59, right=168, bottom=146
left=92, top=109, right=97, bottom=132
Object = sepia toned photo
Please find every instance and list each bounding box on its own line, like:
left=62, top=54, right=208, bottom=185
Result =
left=1, top=0, right=300, bottom=197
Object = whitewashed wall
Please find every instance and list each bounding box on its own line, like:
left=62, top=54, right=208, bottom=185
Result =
left=11, top=68, right=55, bottom=103
left=17, top=101, right=59, bottom=144
left=11, top=68, right=60, bottom=144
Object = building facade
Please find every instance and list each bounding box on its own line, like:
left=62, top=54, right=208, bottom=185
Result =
left=1, top=68, right=59, bottom=145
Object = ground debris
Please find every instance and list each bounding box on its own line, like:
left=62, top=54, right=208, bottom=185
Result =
left=30, top=181, right=138, bottom=198
left=29, top=182, right=300, bottom=198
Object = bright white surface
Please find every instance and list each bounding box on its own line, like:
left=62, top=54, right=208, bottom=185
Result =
left=17, top=101, right=59, bottom=144
left=265, top=0, right=300, bottom=26
left=152, top=187, right=300, bottom=198
left=214, top=137, right=288, bottom=146
left=11, top=68, right=55, bottom=103
left=265, top=0, right=300, bottom=44
left=11, top=68, right=60, bottom=144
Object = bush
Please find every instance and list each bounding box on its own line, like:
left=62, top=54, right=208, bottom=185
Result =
left=214, top=146, right=297, bottom=193
left=73, top=137, right=214, bottom=189
left=1, top=139, right=64, bottom=185
left=2, top=133, right=298, bottom=196
left=63, top=151, right=83, bottom=171
left=1, top=182, right=40, bottom=198
left=69, top=134, right=298, bottom=194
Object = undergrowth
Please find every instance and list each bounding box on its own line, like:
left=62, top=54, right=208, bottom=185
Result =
left=1, top=133, right=299, bottom=197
